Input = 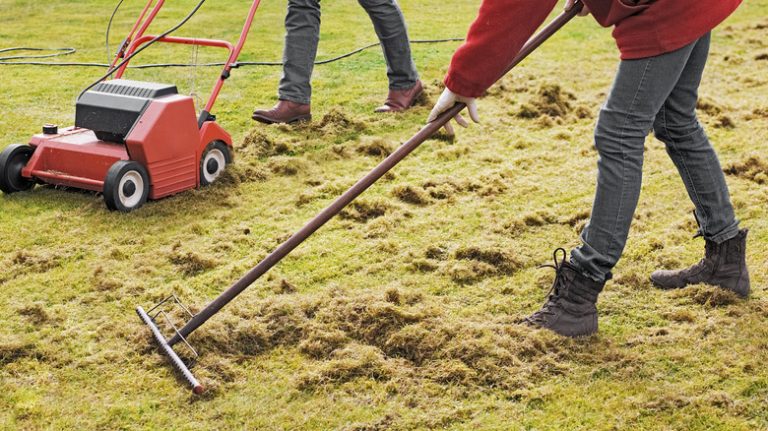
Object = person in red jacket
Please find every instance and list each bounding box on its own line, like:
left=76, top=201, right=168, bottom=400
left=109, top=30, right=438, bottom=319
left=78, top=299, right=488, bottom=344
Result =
left=428, top=0, right=750, bottom=337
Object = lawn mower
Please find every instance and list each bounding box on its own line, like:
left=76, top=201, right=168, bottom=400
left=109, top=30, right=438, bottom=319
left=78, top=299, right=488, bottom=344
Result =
left=0, top=0, right=262, bottom=212
left=137, top=2, right=586, bottom=394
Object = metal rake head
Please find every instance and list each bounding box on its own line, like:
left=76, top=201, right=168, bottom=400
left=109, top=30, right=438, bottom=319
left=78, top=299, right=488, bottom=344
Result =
left=137, top=295, right=204, bottom=394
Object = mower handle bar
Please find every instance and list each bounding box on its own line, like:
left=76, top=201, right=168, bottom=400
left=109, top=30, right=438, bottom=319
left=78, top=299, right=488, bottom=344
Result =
left=109, top=0, right=165, bottom=70
left=165, top=0, right=585, bottom=349
left=113, top=0, right=263, bottom=121
left=117, top=35, right=235, bottom=60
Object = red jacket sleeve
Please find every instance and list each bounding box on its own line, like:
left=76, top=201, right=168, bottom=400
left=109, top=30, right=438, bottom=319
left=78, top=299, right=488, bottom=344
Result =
left=445, top=0, right=558, bottom=98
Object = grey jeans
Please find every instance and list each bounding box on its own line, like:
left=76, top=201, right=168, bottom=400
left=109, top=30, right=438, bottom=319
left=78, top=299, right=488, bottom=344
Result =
left=278, top=0, right=420, bottom=105
left=571, top=33, right=740, bottom=281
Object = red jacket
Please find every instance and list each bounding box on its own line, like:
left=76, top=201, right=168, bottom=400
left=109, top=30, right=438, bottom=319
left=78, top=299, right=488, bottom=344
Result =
left=445, top=0, right=742, bottom=98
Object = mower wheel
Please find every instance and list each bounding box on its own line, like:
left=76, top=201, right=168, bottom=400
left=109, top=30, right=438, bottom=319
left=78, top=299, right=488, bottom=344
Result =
left=0, top=144, right=36, bottom=194
left=103, top=161, right=150, bottom=212
left=200, top=141, right=232, bottom=186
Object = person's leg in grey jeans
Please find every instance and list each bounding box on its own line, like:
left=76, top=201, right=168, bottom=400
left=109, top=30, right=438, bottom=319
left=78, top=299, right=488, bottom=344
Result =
left=357, top=0, right=419, bottom=90
left=571, top=32, right=740, bottom=281
left=278, top=0, right=321, bottom=105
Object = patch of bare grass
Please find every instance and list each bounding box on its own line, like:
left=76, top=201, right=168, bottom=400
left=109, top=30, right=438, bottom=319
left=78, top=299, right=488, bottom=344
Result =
left=356, top=137, right=396, bottom=158
left=16, top=303, right=50, bottom=325
left=696, top=97, right=724, bottom=116
left=425, top=245, right=449, bottom=260
left=744, top=107, right=768, bottom=121
left=503, top=210, right=560, bottom=234
left=408, top=258, right=439, bottom=273
left=272, top=279, right=298, bottom=295
left=422, top=177, right=473, bottom=201
left=318, top=108, right=368, bottom=134
left=219, top=162, right=270, bottom=185
left=445, top=261, right=498, bottom=284
left=341, top=414, right=397, bottom=431
left=516, top=84, right=577, bottom=119
left=714, top=115, right=736, bottom=129
left=454, top=246, right=520, bottom=274
left=298, top=344, right=396, bottom=389
left=613, top=271, right=652, bottom=289
left=724, top=156, right=768, bottom=184
left=0, top=340, right=44, bottom=365
left=12, top=250, right=63, bottom=273
left=339, top=199, right=394, bottom=223
left=267, top=157, right=308, bottom=176
left=242, top=129, right=293, bottom=158
left=299, top=324, right=350, bottom=359
left=435, top=245, right=523, bottom=284
left=168, top=252, right=218, bottom=276
left=664, top=309, right=697, bottom=323
left=671, top=285, right=741, bottom=307
left=391, top=185, right=432, bottom=205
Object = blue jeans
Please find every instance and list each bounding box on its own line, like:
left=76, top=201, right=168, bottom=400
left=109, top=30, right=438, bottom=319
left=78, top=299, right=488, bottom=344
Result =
left=278, top=0, right=420, bottom=104
left=571, top=33, right=740, bottom=281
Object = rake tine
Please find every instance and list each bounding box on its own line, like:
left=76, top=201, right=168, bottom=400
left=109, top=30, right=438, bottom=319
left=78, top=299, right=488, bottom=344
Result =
left=147, top=294, right=194, bottom=320
left=159, top=310, right=200, bottom=368
left=137, top=306, right=205, bottom=394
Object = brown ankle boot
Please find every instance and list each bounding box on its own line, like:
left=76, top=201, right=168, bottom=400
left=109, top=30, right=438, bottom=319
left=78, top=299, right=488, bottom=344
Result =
left=374, top=80, right=423, bottom=113
left=252, top=100, right=311, bottom=124
left=651, top=229, right=750, bottom=297
left=523, top=248, right=607, bottom=338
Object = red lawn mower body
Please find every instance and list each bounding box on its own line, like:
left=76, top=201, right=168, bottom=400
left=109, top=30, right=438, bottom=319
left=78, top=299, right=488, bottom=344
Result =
left=0, top=0, right=262, bottom=211
left=24, top=95, right=232, bottom=199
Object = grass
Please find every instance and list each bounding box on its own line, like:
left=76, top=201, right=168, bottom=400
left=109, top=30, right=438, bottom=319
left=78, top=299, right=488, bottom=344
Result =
left=1, top=1, right=768, bottom=430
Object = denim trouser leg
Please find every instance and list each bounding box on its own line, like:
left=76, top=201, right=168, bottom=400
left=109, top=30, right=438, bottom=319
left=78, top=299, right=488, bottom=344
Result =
left=571, top=33, right=739, bottom=281
left=278, top=0, right=321, bottom=105
left=652, top=34, right=739, bottom=243
left=357, top=0, right=419, bottom=90
left=278, top=0, right=419, bottom=104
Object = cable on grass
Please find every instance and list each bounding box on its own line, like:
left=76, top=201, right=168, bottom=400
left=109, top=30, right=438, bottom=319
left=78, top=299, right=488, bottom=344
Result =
left=0, top=38, right=464, bottom=69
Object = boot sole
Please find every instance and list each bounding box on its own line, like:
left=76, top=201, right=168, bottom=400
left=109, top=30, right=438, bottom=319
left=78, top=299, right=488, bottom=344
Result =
left=252, top=114, right=312, bottom=125
left=521, top=318, right=598, bottom=338
left=374, top=89, right=424, bottom=113
left=649, top=276, right=683, bottom=291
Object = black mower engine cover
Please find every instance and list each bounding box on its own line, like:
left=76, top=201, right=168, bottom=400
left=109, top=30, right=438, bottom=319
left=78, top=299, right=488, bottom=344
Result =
left=75, top=79, right=178, bottom=143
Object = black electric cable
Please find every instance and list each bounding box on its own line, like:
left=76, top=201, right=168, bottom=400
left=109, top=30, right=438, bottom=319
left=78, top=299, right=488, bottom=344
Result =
left=0, top=38, right=464, bottom=69
left=0, top=47, right=76, bottom=61
left=4, top=0, right=465, bottom=69
left=105, top=0, right=127, bottom=63
left=239, top=38, right=466, bottom=67
left=78, top=0, right=208, bottom=100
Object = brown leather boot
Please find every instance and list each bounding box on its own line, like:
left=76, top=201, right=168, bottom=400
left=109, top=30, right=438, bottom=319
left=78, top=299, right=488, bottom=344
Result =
left=651, top=229, right=750, bottom=297
left=523, top=248, right=607, bottom=338
left=252, top=100, right=311, bottom=124
left=374, top=80, right=423, bottom=113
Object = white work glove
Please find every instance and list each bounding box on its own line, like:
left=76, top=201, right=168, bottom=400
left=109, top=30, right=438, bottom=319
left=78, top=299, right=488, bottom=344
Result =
left=427, top=88, right=480, bottom=136
left=565, top=0, right=591, bottom=16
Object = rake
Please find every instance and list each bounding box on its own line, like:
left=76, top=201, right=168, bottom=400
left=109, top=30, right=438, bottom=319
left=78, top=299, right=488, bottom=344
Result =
left=137, top=1, right=585, bottom=393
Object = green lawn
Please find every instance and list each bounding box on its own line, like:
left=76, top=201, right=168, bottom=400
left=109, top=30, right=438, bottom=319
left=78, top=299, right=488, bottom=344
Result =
left=1, top=1, right=767, bottom=430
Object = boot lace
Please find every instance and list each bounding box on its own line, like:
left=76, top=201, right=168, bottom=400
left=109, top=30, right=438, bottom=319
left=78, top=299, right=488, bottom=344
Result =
left=525, top=248, right=569, bottom=325
left=679, top=209, right=718, bottom=278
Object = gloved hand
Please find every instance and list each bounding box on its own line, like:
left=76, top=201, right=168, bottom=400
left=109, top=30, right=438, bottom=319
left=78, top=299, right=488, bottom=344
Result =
left=565, top=0, right=591, bottom=16
left=427, top=88, right=480, bottom=136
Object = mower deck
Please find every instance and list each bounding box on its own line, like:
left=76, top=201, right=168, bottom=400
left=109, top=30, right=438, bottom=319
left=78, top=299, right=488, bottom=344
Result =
left=25, top=127, right=128, bottom=191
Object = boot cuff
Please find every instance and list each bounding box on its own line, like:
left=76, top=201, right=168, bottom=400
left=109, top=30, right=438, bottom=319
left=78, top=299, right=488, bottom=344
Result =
left=563, top=264, right=606, bottom=304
